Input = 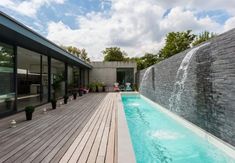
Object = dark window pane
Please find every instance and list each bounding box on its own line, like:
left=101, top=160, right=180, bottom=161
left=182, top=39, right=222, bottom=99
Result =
left=0, top=42, right=15, bottom=113
left=17, top=47, right=43, bottom=111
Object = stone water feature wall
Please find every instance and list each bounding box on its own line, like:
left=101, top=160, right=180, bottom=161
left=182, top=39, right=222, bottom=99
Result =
left=138, top=28, right=235, bottom=146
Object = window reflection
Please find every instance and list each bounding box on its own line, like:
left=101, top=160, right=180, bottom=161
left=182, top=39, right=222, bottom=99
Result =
left=0, top=42, right=15, bottom=113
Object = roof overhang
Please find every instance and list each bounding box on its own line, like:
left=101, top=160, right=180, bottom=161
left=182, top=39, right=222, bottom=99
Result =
left=0, top=11, right=92, bottom=69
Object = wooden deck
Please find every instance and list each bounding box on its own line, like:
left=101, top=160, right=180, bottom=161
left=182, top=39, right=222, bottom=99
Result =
left=0, top=93, right=117, bottom=163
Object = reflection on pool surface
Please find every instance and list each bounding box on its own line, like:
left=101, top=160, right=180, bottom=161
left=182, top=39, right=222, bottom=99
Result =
left=121, top=94, right=235, bottom=163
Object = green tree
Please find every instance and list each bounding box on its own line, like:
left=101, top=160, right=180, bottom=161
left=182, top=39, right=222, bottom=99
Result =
left=129, top=53, right=159, bottom=70
left=103, top=47, right=127, bottom=61
left=62, top=46, right=90, bottom=62
left=158, top=30, right=196, bottom=59
left=64, top=46, right=81, bottom=57
left=192, top=31, right=216, bottom=46
left=80, top=48, right=90, bottom=62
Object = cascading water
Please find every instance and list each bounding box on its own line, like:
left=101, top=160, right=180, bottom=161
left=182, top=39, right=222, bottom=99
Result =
left=169, top=43, right=210, bottom=113
left=139, top=66, right=152, bottom=92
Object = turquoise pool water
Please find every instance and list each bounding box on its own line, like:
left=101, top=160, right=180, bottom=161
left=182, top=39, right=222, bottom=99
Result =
left=121, top=94, right=235, bottom=163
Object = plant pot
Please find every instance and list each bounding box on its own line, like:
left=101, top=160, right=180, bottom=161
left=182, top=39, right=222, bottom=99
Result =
left=79, top=91, right=83, bottom=96
left=51, top=101, right=57, bottom=109
left=98, top=87, right=102, bottom=92
left=73, top=93, right=77, bottom=99
left=5, top=100, right=12, bottom=110
left=25, top=112, right=33, bottom=120
left=91, top=88, right=96, bottom=92
left=64, top=98, right=68, bottom=104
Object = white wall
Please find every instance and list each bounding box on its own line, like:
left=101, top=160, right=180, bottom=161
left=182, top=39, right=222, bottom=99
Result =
left=89, top=61, right=137, bottom=87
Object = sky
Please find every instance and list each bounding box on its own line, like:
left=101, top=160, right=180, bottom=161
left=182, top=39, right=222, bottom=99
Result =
left=0, top=0, right=235, bottom=61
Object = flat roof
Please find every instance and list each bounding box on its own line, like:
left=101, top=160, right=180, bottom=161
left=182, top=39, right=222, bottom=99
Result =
left=0, top=11, right=92, bottom=69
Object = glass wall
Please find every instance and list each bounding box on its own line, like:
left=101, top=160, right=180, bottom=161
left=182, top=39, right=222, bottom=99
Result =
left=68, top=66, right=82, bottom=94
left=17, top=47, right=43, bottom=110
left=116, top=68, right=134, bottom=85
left=51, top=58, right=65, bottom=99
left=0, top=42, right=15, bottom=113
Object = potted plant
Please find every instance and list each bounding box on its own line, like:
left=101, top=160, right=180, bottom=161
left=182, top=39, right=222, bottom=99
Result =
left=88, top=83, right=96, bottom=92
left=51, top=74, right=63, bottom=109
left=63, top=95, right=69, bottom=104
left=97, top=82, right=103, bottom=92
left=73, top=92, right=77, bottom=99
left=5, top=97, right=12, bottom=110
left=25, top=106, right=35, bottom=120
left=78, top=88, right=83, bottom=96
left=51, top=99, right=57, bottom=109
left=101, top=82, right=105, bottom=92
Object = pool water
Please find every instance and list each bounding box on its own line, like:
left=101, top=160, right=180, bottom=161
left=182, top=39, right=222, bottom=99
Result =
left=121, top=94, right=235, bottom=163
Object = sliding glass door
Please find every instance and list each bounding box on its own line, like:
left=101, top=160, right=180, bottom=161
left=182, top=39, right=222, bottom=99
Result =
left=17, top=47, right=48, bottom=111
left=51, top=58, right=65, bottom=99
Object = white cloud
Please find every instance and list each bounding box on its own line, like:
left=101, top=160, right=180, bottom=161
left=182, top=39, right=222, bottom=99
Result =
left=47, top=0, right=229, bottom=61
left=160, top=7, right=222, bottom=34
left=0, top=0, right=65, bottom=17
left=224, top=17, right=235, bottom=31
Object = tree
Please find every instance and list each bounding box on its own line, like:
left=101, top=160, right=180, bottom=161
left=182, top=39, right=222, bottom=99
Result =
left=129, top=53, right=159, bottom=70
left=62, top=46, right=90, bottom=62
left=192, top=31, right=216, bottom=46
left=64, top=46, right=81, bottom=57
left=103, top=47, right=127, bottom=61
left=158, top=30, right=196, bottom=59
left=80, top=48, right=90, bottom=62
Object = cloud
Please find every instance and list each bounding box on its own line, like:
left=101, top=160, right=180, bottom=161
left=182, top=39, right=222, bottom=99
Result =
left=224, top=17, right=235, bottom=31
left=47, top=0, right=228, bottom=61
left=160, top=7, right=222, bottom=34
left=0, top=0, right=65, bottom=17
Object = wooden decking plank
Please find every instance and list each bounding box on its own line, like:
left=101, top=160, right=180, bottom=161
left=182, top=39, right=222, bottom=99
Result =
left=0, top=93, right=118, bottom=163
left=105, top=95, right=117, bottom=163
left=0, top=94, right=102, bottom=160
left=67, top=95, right=110, bottom=163
left=0, top=96, right=91, bottom=160
left=0, top=95, right=89, bottom=144
left=77, top=94, right=114, bottom=163
left=0, top=95, right=86, bottom=136
left=58, top=99, right=104, bottom=163
left=40, top=95, right=107, bottom=163
left=4, top=94, right=104, bottom=163
left=86, top=94, right=114, bottom=163
left=96, top=93, right=115, bottom=163
left=24, top=95, right=105, bottom=163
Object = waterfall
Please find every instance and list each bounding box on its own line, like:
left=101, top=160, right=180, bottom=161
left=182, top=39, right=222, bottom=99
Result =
left=139, top=66, right=152, bottom=92
left=169, top=43, right=210, bottom=113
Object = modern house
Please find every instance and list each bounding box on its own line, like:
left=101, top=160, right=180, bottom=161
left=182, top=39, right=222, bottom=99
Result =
left=0, top=12, right=92, bottom=117
left=89, top=61, right=137, bottom=90
left=0, top=12, right=137, bottom=118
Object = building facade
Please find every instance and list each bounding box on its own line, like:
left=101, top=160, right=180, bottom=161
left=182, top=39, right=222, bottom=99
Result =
left=89, top=61, right=137, bottom=89
left=0, top=12, right=91, bottom=117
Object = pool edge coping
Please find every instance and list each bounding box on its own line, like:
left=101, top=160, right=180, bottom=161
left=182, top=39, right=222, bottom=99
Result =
left=139, top=94, right=235, bottom=160
left=117, top=92, right=136, bottom=163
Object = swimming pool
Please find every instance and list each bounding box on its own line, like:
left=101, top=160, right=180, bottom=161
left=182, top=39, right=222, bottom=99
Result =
left=121, top=94, right=235, bottom=163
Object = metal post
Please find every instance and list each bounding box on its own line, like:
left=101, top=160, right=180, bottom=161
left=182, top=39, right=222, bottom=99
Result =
left=13, top=45, right=17, bottom=111
left=48, top=56, right=51, bottom=101
left=40, top=55, right=43, bottom=101
left=65, top=63, right=68, bottom=95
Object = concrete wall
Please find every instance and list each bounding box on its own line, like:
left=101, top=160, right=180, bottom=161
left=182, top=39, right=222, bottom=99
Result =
left=138, top=28, right=235, bottom=146
left=90, top=61, right=137, bottom=86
